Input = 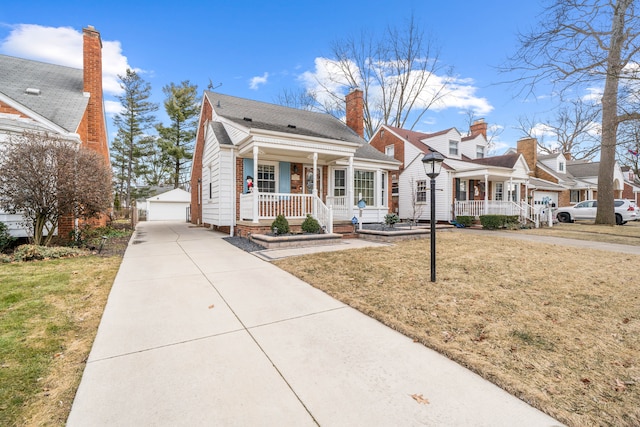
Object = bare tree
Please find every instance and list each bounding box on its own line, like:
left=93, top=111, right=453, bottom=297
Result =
left=0, top=132, right=111, bottom=245
left=460, top=109, right=504, bottom=155
left=291, top=14, right=452, bottom=140
left=515, top=98, right=601, bottom=160
left=274, top=88, right=318, bottom=111
left=618, top=119, right=640, bottom=176
left=506, top=0, right=640, bottom=224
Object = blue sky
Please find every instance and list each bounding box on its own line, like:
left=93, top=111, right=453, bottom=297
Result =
left=0, top=0, right=564, bottom=153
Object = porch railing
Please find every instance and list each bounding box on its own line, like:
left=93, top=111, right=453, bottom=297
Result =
left=239, top=192, right=333, bottom=233
left=454, top=200, right=542, bottom=227
left=326, top=195, right=349, bottom=220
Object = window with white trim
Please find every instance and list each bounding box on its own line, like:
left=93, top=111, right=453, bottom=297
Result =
left=416, top=179, right=427, bottom=203
left=449, top=140, right=458, bottom=156
left=257, top=164, right=276, bottom=193
left=385, top=145, right=395, bottom=158
left=333, top=169, right=346, bottom=196
left=570, top=190, right=580, bottom=203
left=559, top=161, right=565, bottom=172
left=476, top=145, right=485, bottom=159
left=354, top=170, right=375, bottom=205
left=495, top=182, right=504, bottom=201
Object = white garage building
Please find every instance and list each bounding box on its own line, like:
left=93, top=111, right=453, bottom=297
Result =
left=146, top=188, right=191, bottom=221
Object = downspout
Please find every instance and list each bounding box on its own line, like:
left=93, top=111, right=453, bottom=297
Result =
left=230, top=149, right=236, bottom=236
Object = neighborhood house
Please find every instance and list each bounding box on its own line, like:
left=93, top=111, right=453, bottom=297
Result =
left=189, top=90, right=400, bottom=235
left=0, top=26, right=110, bottom=237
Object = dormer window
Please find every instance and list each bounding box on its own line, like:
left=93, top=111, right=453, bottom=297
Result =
left=476, top=145, right=484, bottom=159
left=449, top=140, right=458, bottom=156
left=559, top=161, right=565, bottom=172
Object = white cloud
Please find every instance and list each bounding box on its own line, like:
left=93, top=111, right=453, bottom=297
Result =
left=104, top=100, right=123, bottom=115
left=249, top=72, right=269, bottom=90
left=300, top=56, right=493, bottom=117
left=0, top=24, right=134, bottom=97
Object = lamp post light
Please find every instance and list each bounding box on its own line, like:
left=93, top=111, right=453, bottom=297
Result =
left=422, top=152, right=445, bottom=282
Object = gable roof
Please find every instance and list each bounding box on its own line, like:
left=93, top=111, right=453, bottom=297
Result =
left=384, top=125, right=441, bottom=154
left=206, top=91, right=363, bottom=144
left=205, top=91, right=398, bottom=165
left=468, top=153, right=521, bottom=169
left=567, top=161, right=599, bottom=178
left=0, top=54, right=88, bottom=133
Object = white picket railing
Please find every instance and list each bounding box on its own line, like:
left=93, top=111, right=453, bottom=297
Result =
left=326, top=195, right=349, bottom=220
left=454, top=200, right=542, bottom=227
left=239, top=192, right=334, bottom=233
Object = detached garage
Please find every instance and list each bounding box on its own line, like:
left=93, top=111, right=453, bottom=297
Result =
left=146, top=188, right=191, bottom=221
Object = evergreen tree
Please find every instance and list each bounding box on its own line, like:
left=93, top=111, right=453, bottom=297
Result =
left=111, top=69, right=158, bottom=207
left=156, top=81, right=200, bottom=189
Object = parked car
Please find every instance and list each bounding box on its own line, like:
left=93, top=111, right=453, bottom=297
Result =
left=556, top=199, right=637, bottom=225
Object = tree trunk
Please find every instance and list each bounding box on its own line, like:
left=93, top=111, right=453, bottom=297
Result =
left=595, top=0, right=629, bottom=225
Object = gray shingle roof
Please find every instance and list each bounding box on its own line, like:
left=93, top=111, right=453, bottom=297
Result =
left=206, top=91, right=364, bottom=144
left=205, top=91, right=398, bottom=164
left=567, top=161, right=599, bottom=178
left=0, top=54, right=88, bottom=133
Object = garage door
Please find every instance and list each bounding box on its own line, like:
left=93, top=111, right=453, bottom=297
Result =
left=147, top=202, right=189, bottom=221
left=533, top=191, right=558, bottom=207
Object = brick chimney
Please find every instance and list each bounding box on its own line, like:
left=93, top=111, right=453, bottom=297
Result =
left=517, top=137, right=538, bottom=171
left=470, top=118, right=487, bottom=138
left=345, top=88, right=364, bottom=138
left=82, top=26, right=109, bottom=161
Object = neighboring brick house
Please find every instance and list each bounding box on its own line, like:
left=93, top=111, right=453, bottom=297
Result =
left=0, top=26, right=111, bottom=237
left=369, top=120, right=532, bottom=223
left=189, top=89, right=399, bottom=235
left=514, top=137, right=625, bottom=208
left=621, top=166, right=640, bottom=205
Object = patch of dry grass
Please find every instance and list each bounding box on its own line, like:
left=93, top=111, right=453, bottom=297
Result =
left=274, top=231, right=640, bottom=427
left=0, top=256, right=121, bottom=426
left=516, top=220, right=640, bottom=246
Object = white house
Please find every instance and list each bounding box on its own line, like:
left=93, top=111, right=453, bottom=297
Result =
left=189, top=90, right=400, bottom=235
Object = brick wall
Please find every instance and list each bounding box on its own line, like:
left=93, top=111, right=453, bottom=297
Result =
left=0, top=102, right=29, bottom=117
left=190, top=98, right=211, bottom=225
left=517, top=138, right=537, bottom=172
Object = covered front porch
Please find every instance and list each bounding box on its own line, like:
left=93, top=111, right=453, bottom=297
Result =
left=449, top=159, right=540, bottom=225
left=236, top=135, right=396, bottom=234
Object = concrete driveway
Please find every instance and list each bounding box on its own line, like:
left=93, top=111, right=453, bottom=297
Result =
left=67, top=221, right=563, bottom=426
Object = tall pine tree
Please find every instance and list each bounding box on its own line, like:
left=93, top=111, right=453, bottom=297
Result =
left=156, top=81, right=200, bottom=189
left=111, top=69, right=158, bottom=207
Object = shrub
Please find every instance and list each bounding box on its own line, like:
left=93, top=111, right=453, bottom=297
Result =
left=455, top=216, right=474, bottom=227
left=384, top=213, right=400, bottom=227
left=12, top=244, right=88, bottom=262
left=0, top=221, right=16, bottom=253
left=270, top=214, right=290, bottom=235
left=479, top=215, right=520, bottom=230
left=301, top=214, right=321, bottom=233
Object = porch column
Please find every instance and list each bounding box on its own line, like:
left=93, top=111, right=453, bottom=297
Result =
left=484, top=174, right=489, bottom=215
left=312, top=152, right=318, bottom=217
left=348, top=155, right=354, bottom=219
left=312, top=152, right=318, bottom=197
left=509, top=177, right=514, bottom=203
left=252, top=146, right=259, bottom=224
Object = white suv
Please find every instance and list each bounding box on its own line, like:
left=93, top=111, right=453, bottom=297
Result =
left=556, top=199, right=637, bottom=225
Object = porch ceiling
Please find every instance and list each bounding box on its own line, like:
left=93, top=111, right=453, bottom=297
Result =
left=238, top=134, right=358, bottom=163
left=453, top=168, right=529, bottom=181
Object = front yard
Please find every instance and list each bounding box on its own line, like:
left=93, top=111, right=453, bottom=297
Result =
left=1, top=221, right=638, bottom=426
left=274, top=228, right=640, bottom=427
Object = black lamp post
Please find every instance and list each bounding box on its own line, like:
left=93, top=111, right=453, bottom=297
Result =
left=422, top=152, right=445, bottom=282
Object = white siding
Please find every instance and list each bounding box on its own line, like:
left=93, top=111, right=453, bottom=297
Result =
left=422, top=129, right=461, bottom=159
left=460, top=134, right=487, bottom=159
left=399, top=163, right=451, bottom=222
left=202, top=126, right=235, bottom=227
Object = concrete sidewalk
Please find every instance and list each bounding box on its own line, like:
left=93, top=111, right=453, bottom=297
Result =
left=68, top=221, right=562, bottom=426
